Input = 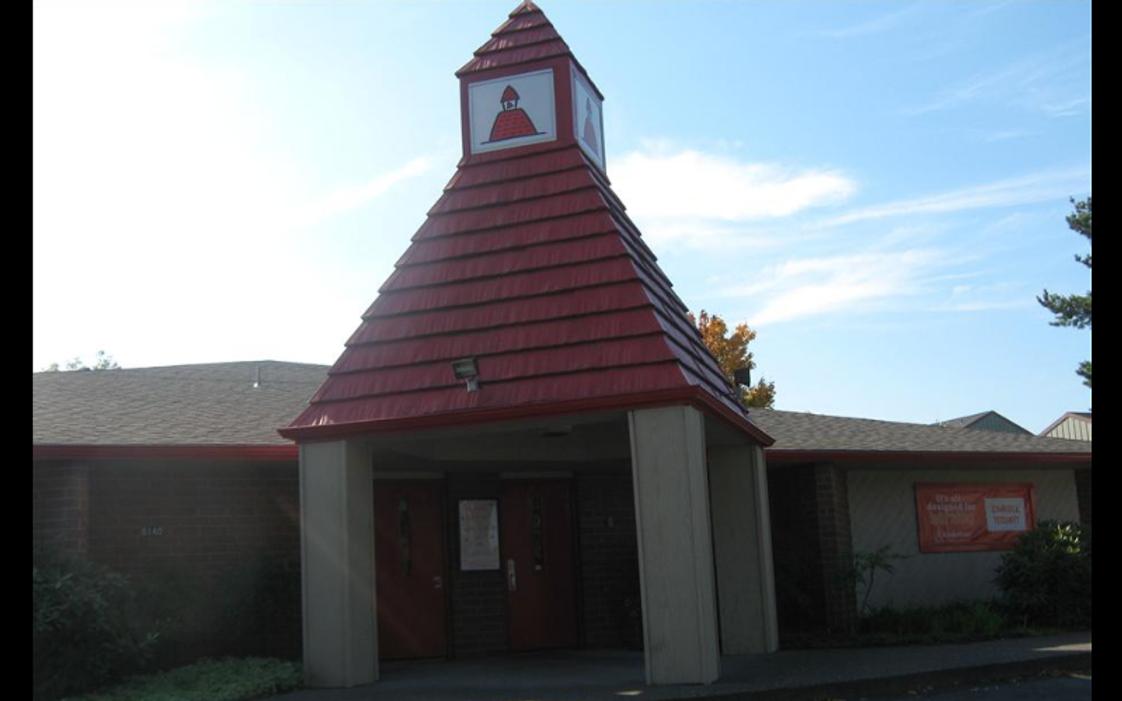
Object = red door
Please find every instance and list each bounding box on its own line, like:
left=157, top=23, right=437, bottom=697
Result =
left=500, top=480, right=578, bottom=651
left=374, top=480, right=447, bottom=659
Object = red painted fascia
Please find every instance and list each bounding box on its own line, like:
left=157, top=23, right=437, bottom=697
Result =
left=766, top=449, right=1091, bottom=466
left=33, top=444, right=298, bottom=462
left=279, top=386, right=775, bottom=447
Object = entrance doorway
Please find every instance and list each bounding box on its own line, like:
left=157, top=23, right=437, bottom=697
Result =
left=500, top=479, right=578, bottom=651
left=374, top=480, right=448, bottom=659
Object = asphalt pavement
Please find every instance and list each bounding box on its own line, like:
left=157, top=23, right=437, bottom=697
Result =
left=268, top=631, right=1090, bottom=701
left=863, top=672, right=1090, bottom=701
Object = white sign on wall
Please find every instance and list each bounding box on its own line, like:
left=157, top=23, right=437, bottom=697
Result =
left=984, top=497, right=1028, bottom=532
left=571, top=66, right=605, bottom=171
left=468, top=69, right=556, bottom=154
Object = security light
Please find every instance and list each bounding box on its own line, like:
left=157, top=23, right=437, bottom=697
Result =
left=452, top=358, right=480, bottom=392
left=733, top=367, right=752, bottom=387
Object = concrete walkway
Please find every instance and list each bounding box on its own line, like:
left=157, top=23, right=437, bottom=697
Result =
left=267, top=632, right=1090, bottom=701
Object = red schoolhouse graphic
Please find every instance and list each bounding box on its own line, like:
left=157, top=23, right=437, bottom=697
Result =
left=487, top=85, right=543, bottom=143
left=581, top=97, right=599, bottom=157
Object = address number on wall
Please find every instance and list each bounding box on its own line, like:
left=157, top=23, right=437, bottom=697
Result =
left=140, top=526, right=164, bottom=537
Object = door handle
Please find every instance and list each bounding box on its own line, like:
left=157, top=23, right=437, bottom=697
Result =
left=507, top=558, right=517, bottom=592
left=433, top=575, right=443, bottom=590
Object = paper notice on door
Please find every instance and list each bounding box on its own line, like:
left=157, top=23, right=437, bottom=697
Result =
left=459, top=499, right=500, bottom=571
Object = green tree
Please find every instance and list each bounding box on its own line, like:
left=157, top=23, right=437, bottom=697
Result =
left=43, top=350, right=121, bottom=372
left=690, top=310, right=776, bottom=409
left=1038, top=197, right=1091, bottom=388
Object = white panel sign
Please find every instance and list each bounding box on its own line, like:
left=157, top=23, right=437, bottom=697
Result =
left=984, top=497, right=1027, bottom=532
left=571, top=66, right=605, bottom=171
left=468, top=69, right=556, bottom=154
left=459, top=499, right=500, bottom=570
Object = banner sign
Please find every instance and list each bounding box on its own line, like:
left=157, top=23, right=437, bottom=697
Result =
left=915, top=483, right=1035, bottom=553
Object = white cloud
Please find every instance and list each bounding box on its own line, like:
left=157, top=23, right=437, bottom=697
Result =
left=903, top=40, right=1089, bottom=117
left=820, top=167, right=1089, bottom=228
left=32, top=2, right=434, bottom=371
left=808, top=5, right=922, bottom=39
left=287, top=158, right=433, bottom=230
left=611, top=147, right=856, bottom=250
left=722, top=249, right=944, bottom=325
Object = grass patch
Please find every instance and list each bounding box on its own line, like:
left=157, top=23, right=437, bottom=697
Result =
left=65, top=658, right=302, bottom=701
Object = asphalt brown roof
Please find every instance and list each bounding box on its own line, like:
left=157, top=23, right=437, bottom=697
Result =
left=34, top=361, right=327, bottom=446
left=33, top=363, right=1091, bottom=465
left=750, top=409, right=1091, bottom=461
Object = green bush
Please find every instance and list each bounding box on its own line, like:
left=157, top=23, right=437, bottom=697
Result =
left=33, top=549, right=158, bottom=701
left=66, top=657, right=302, bottom=701
left=128, top=555, right=301, bottom=667
left=995, top=520, right=1091, bottom=627
left=860, top=600, right=1007, bottom=641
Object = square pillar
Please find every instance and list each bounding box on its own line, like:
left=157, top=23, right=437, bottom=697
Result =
left=299, top=440, right=377, bottom=687
left=708, top=444, right=779, bottom=654
left=628, top=406, right=719, bottom=684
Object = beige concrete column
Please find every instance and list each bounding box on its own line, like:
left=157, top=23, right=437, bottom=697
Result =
left=628, top=406, right=720, bottom=684
left=708, top=444, right=779, bottom=655
left=299, top=439, right=377, bottom=687
left=752, top=445, right=780, bottom=652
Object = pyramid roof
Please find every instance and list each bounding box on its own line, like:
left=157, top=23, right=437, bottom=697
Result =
left=281, top=2, right=772, bottom=445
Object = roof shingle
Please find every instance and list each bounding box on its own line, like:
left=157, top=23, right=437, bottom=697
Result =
left=750, top=409, right=1091, bottom=456
left=33, top=361, right=327, bottom=446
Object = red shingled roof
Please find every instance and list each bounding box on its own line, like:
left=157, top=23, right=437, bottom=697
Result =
left=456, top=0, right=600, bottom=99
left=281, top=2, right=771, bottom=445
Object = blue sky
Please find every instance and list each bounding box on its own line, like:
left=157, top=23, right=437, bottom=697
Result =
left=33, top=1, right=1091, bottom=433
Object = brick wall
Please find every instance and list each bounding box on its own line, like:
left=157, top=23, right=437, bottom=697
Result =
left=766, top=465, right=826, bottom=633
left=1075, top=468, right=1091, bottom=526
left=766, top=463, right=856, bottom=636
left=86, top=460, right=299, bottom=579
left=575, top=467, right=642, bottom=649
left=42, top=458, right=303, bottom=663
left=814, top=464, right=856, bottom=633
left=33, top=462, right=90, bottom=556
left=446, top=474, right=509, bottom=657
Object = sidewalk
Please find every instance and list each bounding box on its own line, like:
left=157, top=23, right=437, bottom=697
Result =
left=267, top=632, right=1090, bottom=701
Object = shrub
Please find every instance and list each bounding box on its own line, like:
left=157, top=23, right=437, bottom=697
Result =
left=67, top=657, right=302, bottom=701
left=217, top=556, right=302, bottom=659
left=130, top=555, right=302, bottom=667
left=851, top=545, right=908, bottom=615
left=860, top=600, right=1007, bottom=641
left=33, top=549, right=158, bottom=701
left=995, top=520, right=1091, bottom=628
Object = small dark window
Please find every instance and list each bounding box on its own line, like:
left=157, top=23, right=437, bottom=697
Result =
left=398, top=496, right=412, bottom=576
left=530, top=495, right=545, bottom=571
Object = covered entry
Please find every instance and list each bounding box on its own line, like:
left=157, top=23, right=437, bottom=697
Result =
left=279, top=0, right=778, bottom=689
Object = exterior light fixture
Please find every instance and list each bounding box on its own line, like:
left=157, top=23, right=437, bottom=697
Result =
left=733, top=367, right=752, bottom=387
left=451, top=357, right=480, bottom=392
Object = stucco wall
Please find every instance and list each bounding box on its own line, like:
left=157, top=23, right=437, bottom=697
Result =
left=847, top=468, right=1079, bottom=610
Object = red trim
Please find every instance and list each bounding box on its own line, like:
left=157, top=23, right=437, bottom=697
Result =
left=33, top=444, right=297, bottom=462
left=766, top=449, right=1091, bottom=466
left=280, top=386, right=775, bottom=447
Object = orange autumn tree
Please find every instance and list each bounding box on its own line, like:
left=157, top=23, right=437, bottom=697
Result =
left=689, top=310, right=776, bottom=409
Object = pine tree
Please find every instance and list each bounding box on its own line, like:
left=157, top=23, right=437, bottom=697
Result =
left=1037, top=197, right=1091, bottom=389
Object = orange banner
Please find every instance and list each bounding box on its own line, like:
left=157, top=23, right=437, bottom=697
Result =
left=915, top=483, right=1036, bottom=553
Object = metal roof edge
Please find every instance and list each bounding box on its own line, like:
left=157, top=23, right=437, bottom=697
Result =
left=280, top=386, right=773, bottom=446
